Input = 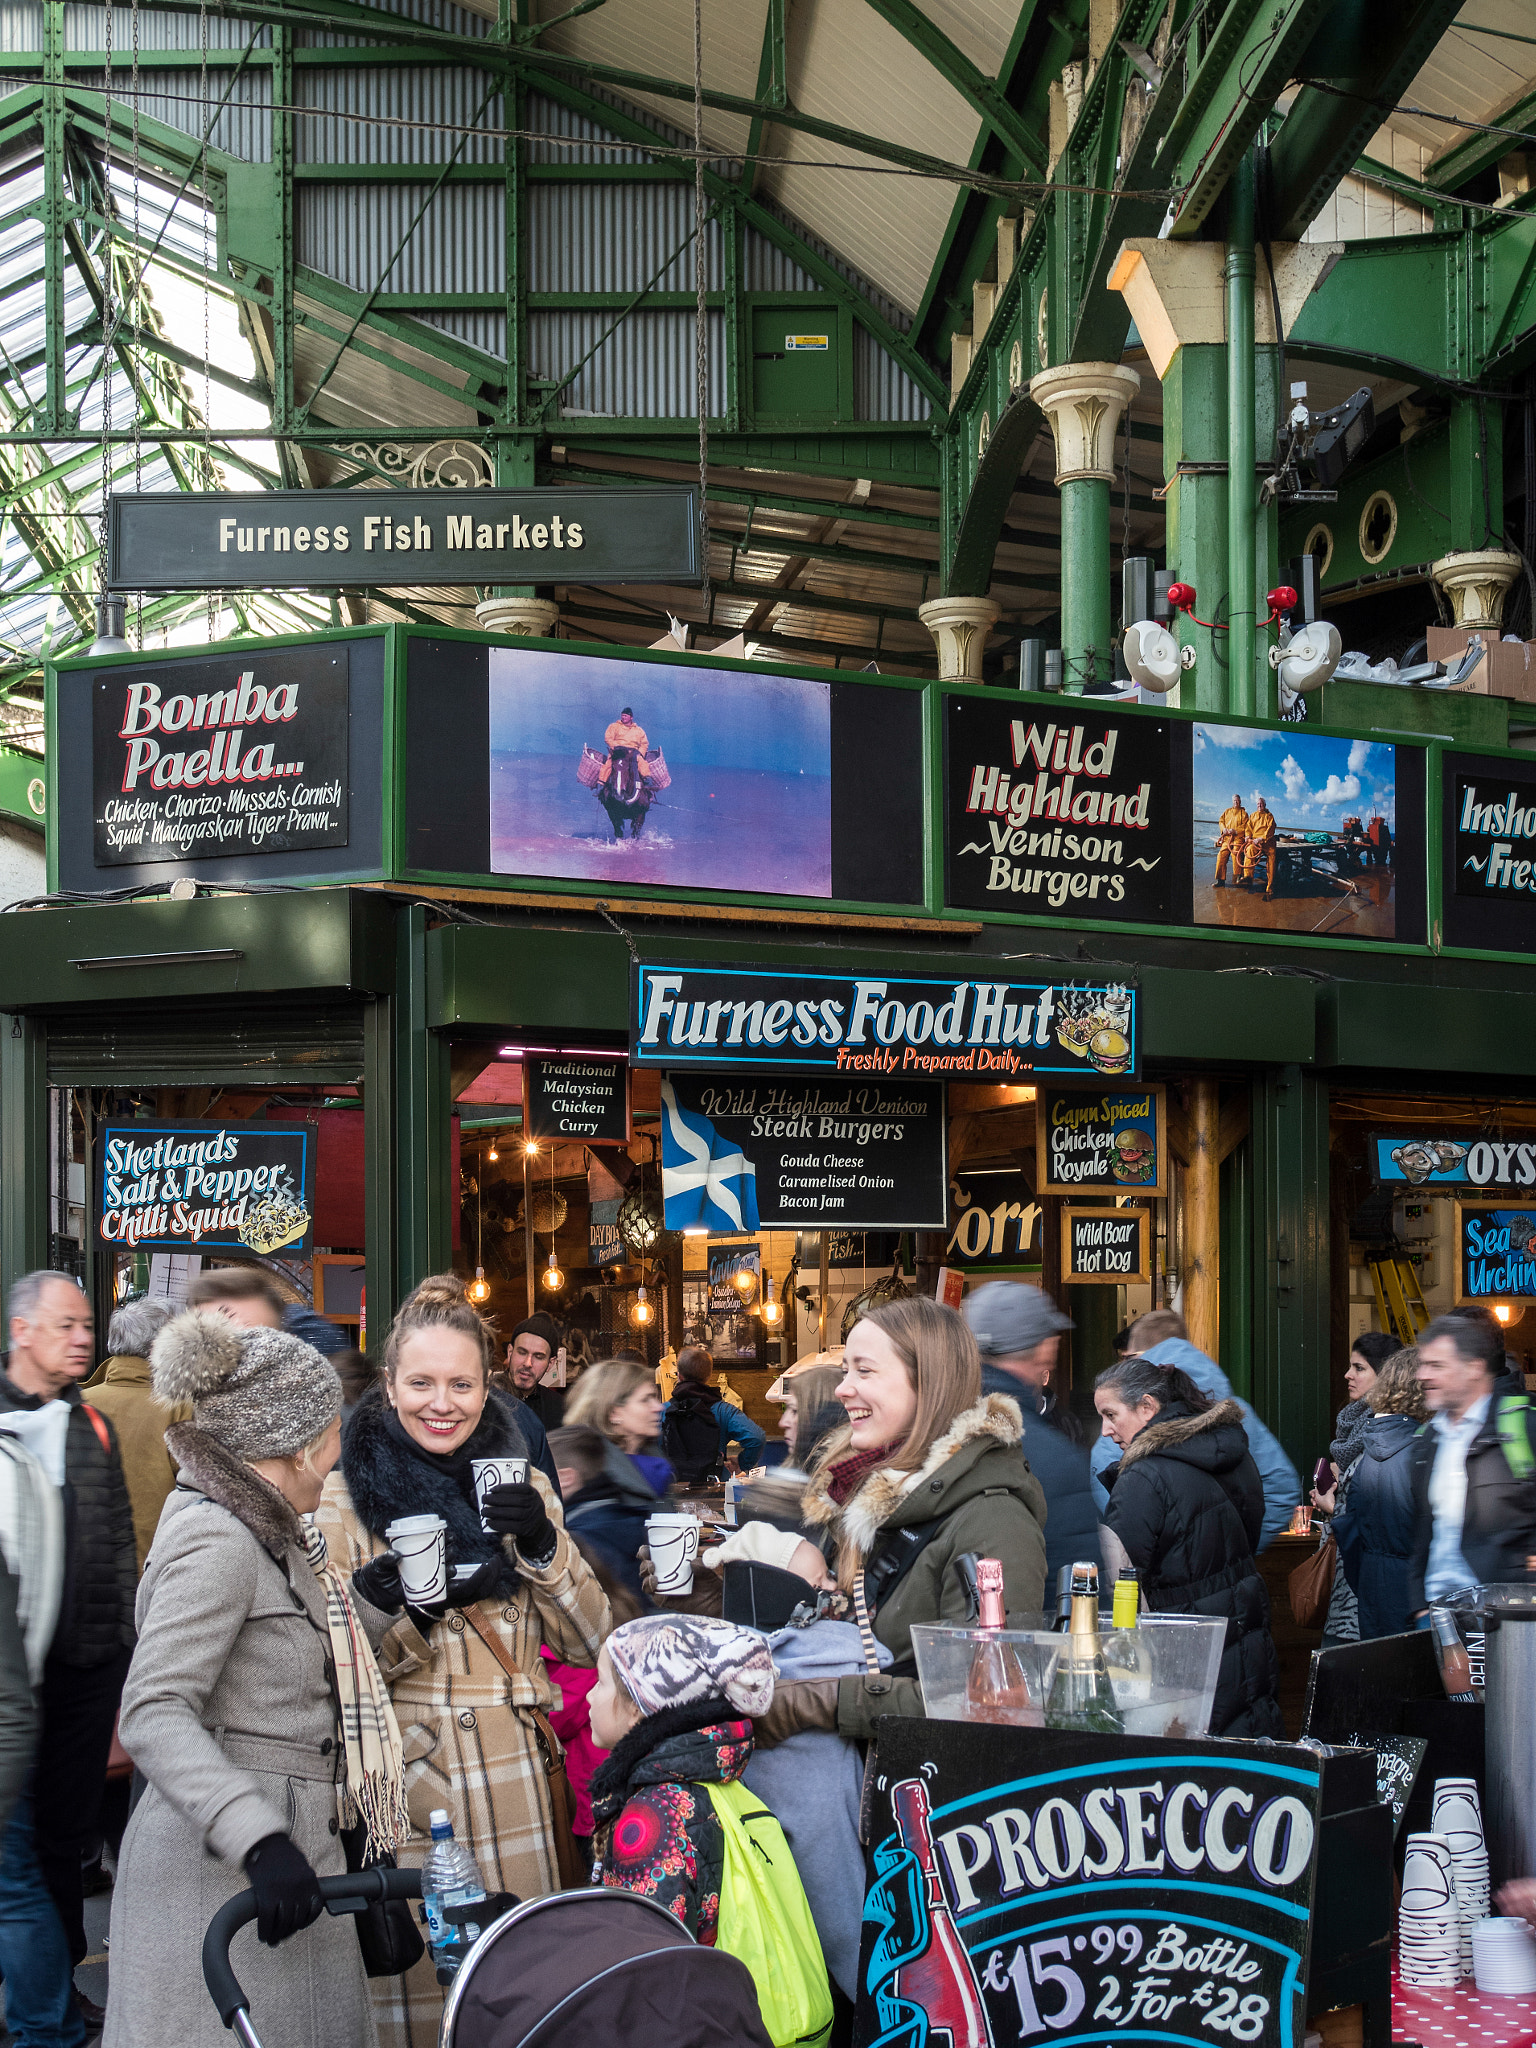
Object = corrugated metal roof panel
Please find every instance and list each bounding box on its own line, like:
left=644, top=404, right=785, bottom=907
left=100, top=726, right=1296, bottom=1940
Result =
left=75, top=68, right=273, bottom=162
left=853, top=327, right=931, bottom=421
left=295, top=66, right=504, bottom=162
left=525, top=89, right=656, bottom=166
left=296, top=183, right=505, bottom=293
left=529, top=307, right=724, bottom=415
left=61, top=4, right=266, bottom=46
left=418, top=308, right=505, bottom=357
left=528, top=179, right=724, bottom=291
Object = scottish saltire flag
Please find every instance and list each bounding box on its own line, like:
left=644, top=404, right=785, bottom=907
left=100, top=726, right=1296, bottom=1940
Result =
left=660, top=1079, right=761, bottom=1233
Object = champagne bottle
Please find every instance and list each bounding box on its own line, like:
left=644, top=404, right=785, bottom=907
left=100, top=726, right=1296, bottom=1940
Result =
left=1045, top=1561, right=1125, bottom=1734
left=1104, top=1570, right=1154, bottom=1715
left=1429, top=1607, right=1475, bottom=1702
left=1051, top=1563, right=1073, bottom=1631
left=965, top=1558, right=1035, bottom=1724
left=889, top=1778, right=995, bottom=2048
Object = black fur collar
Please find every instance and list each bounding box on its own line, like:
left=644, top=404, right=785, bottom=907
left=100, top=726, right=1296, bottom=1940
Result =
left=165, top=1422, right=303, bottom=1559
left=589, top=1696, right=736, bottom=1822
left=341, top=1383, right=527, bottom=1583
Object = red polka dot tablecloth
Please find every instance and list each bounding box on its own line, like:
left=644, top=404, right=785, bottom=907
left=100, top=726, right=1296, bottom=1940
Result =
left=1395, top=1964, right=1536, bottom=2046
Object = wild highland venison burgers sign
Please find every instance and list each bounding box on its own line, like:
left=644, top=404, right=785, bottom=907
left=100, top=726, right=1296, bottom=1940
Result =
left=632, top=960, right=1139, bottom=1079
left=92, top=646, right=348, bottom=864
left=857, top=1720, right=1323, bottom=2048
left=98, top=1121, right=314, bottom=1254
left=947, top=699, right=1174, bottom=920
left=107, top=486, right=699, bottom=591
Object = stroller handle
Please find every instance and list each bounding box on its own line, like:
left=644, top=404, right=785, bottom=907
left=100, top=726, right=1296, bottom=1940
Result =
left=203, top=1868, right=423, bottom=2031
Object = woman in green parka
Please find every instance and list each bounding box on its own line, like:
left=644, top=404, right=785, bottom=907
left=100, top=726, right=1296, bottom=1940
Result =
left=757, top=1297, right=1049, bottom=1744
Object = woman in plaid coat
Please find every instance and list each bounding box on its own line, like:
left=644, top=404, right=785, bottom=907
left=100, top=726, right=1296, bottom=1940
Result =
left=317, top=1277, right=609, bottom=2048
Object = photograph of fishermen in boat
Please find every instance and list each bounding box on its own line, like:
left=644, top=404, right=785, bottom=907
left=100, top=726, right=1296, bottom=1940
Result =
left=487, top=648, right=832, bottom=895
left=1191, top=723, right=1398, bottom=938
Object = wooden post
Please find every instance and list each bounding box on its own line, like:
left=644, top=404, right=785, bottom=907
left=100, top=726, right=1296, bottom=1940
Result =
left=818, top=1230, right=830, bottom=1349
left=1185, top=1079, right=1220, bottom=1359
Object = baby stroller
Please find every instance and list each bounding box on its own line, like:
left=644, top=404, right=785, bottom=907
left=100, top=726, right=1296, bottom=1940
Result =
left=204, top=1872, right=773, bottom=2048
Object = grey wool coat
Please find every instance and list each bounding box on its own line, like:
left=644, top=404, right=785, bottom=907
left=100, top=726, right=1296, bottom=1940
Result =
left=104, top=1425, right=376, bottom=2048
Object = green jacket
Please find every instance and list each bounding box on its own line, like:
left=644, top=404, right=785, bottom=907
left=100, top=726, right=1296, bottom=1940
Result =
left=802, top=1393, right=1049, bottom=1741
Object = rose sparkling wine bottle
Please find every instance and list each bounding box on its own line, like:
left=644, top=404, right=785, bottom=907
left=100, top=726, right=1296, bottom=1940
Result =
left=1044, top=1560, right=1125, bottom=1734
left=889, top=1777, right=995, bottom=2048
left=965, top=1558, right=1036, bottom=1724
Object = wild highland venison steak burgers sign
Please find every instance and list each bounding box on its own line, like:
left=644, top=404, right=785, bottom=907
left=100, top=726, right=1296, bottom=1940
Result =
left=107, top=486, right=699, bottom=590
left=947, top=699, right=1174, bottom=920
left=92, top=645, right=348, bottom=864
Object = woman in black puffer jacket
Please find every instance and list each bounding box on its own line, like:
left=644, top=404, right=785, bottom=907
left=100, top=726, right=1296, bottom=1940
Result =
left=1096, top=1356, right=1282, bottom=1739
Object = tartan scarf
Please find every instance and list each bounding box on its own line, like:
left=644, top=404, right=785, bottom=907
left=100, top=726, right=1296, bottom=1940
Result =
left=301, top=1520, right=411, bottom=1859
left=825, top=1440, right=901, bottom=1506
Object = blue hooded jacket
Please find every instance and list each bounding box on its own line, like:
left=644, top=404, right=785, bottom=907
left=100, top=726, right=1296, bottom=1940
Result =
left=1089, top=1337, right=1300, bottom=1551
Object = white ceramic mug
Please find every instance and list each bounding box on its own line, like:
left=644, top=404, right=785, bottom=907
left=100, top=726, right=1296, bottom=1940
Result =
left=646, top=1513, right=701, bottom=1595
left=385, top=1513, right=448, bottom=1605
left=472, top=1457, right=530, bottom=1532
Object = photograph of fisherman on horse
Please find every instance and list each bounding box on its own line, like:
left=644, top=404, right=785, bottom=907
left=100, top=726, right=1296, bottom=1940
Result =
left=577, top=705, right=671, bottom=840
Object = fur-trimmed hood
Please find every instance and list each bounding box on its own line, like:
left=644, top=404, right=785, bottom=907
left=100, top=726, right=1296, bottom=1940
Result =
left=164, top=1419, right=305, bottom=1559
left=801, top=1392, right=1026, bottom=1561
left=1116, top=1397, right=1248, bottom=1475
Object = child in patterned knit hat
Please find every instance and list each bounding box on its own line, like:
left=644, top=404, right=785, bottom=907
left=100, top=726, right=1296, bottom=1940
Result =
left=588, top=1615, right=833, bottom=2048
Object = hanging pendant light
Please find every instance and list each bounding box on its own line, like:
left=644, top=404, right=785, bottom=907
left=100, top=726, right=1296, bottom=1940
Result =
left=631, top=1284, right=654, bottom=1328
left=542, top=1248, right=564, bottom=1292
left=760, top=1278, right=782, bottom=1326
left=468, top=1167, right=491, bottom=1302
left=487, top=1140, right=500, bottom=1162
left=468, top=1266, right=491, bottom=1304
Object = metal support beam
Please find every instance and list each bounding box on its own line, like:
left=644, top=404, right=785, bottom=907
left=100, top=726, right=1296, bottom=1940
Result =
left=1250, top=1064, right=1331, bottom=1472
left=394, top=904, right=452, bottom=1293
left=859, top=0, right=1046, bottom=174
left=0, top=1012, right=47, bottom=1304
left=1226, top=151, right=1257, bottom=718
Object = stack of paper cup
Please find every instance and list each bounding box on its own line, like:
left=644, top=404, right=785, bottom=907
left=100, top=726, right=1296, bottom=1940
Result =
left=1472, top=1917, right=1536, bottom=1996
left=1433, top=1776, right=1491, bottom=1977
left=1398, top=1833, right=1460, bottom=1987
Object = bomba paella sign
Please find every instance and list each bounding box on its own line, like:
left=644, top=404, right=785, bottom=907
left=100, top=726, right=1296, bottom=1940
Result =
left=857, top=1720, right=1321, bottom=2048
left=946, top=699, right=1174, bottom=921
left=98, top=1120, right=314, bottom=1254
left=632, top=960, right=1139, bottom=1078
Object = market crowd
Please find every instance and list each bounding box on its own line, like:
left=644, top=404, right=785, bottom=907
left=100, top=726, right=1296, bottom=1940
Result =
left=0, top=1259, right=1529, bottom=2048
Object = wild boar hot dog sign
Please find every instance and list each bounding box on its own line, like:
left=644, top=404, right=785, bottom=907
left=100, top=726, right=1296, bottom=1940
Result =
left=857, top=1721, right=1322, bottom=2048
left=98, top=1120, right=314, bottom=1254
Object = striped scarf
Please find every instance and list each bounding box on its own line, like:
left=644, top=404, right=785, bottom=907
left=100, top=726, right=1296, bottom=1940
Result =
left=301, top=1520, right=411, bottom=1859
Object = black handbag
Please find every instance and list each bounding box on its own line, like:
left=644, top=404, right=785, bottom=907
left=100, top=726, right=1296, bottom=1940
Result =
left=341, top=1819, right=426, bottom=1978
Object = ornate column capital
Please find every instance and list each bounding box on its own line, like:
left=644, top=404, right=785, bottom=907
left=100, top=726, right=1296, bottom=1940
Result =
left=1431, top=548, right=1523, bottom=631
left=474, top=596, right=560, bottom=638
left=918, top=596, right=1001, bottom=682
left=1028, top=361, right=1142, bottom=483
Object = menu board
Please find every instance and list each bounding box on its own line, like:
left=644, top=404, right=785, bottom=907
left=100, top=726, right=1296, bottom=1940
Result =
left=1062, top=1206, right=1150, bottom=1284
left=1037, top=1082, right=1166, bottom=1195
left=523, top=1056, right=629, bottom=1142
left=858, top=1720, right=1322, bottom=2048
left=98, top=1120, right=314, bottom=1255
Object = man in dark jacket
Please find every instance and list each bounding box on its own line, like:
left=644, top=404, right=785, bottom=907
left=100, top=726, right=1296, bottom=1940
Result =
left=505, top=1313, right=566, bottom=1432
left=0, top=1269, right=136, bottom=2036
left=963, top=1281, right=1103, bottom=1585
left=1408, top=1313, right=1536, bottom=1615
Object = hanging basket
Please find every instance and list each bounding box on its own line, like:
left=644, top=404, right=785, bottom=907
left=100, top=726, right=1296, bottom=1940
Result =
left=515, top=1189, right=569, bottom=1235
left=617, top=1188, right=667, bottom=1257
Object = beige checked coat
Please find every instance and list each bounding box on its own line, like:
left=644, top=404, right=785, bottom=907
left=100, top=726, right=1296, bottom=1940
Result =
left=316, top=1464, right=609, bottom=2048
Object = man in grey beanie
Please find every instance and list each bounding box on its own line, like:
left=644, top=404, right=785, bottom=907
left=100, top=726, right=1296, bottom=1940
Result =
left=963, top=1282, right=1104, bottom=1585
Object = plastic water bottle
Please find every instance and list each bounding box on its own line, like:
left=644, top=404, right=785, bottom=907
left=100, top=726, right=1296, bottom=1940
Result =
left=420, top=1809, right=488, bottom=1982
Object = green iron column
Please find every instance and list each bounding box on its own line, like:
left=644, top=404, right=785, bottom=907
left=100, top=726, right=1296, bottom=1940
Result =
left=477, top=438, right=556, bottom=635
left=1028, top=363, right=1141, bottom=693
left=0, top=1013, right=48, bottom=1305
left=1161, top=345, right=1229, bottom=710
left=1226, top=154, right=1257, bottom=718
left=394, top=905, right=452, bottom=1294
left=1431, top=393, right=1521, bottom=632
left=1250, top=1064, right=1330, bottom=1476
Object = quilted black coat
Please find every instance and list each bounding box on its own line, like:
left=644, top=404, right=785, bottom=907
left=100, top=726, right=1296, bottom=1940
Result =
left=1103, top=1396, right=1282, bottom=1739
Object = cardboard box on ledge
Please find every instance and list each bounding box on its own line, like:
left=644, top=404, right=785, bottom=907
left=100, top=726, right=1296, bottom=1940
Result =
left=1428, top=625, right=1536, bottom=702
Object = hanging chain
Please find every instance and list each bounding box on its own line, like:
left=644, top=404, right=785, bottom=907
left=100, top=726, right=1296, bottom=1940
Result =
left=200, top=0, right=215, bottom=639
left=130, top=0, right=143, bottom=648
left=692, top=0, right=710, bottom=628
left=98, top=0, right=114, bottom=607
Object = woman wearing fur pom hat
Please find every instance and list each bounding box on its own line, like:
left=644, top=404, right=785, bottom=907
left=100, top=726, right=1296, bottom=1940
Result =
left=106, top=1311, right=407, bottom=2048
left=314, top=1274, right=609, bottom=2048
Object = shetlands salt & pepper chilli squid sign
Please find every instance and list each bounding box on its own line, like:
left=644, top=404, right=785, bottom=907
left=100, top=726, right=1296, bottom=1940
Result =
left=107, top=486, right=699, bottom=591
left=856, top=1720, right=1322, bottom=2048
left=632, top=961, right=1138, bottom=1079
left=98, top=1121, right=314, bottom=1254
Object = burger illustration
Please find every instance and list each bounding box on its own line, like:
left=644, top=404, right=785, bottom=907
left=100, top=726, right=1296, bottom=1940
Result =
left=1088, top=1026, right=1131, bottom=1075
left=1112, top=1127, right=1155, bottom=1184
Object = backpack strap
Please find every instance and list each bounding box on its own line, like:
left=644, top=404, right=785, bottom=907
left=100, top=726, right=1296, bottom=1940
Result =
left=82, top=1405, right=112, bottom=1457
left=1496, top=1395, right=1535, bottom=1483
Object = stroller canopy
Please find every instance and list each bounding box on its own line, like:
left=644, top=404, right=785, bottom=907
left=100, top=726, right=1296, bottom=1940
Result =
left=440, top=1888, right=774, bottom=2048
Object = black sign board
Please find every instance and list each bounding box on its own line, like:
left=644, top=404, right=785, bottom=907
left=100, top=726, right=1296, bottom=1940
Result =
left=91, top=645, right=348, bottom=866
left=1062, top=1205, right=1151, bottom=1283
left=661, top=1074, right=947, bottom=1229
left=946, top=698, right=1175, bottom=920
left=1038, top=1081, right=1166, bottom=1195
left=857, top=1719, right=1322, bottom=2048
left=98, top=1120, right=314, bottom=1254
left=804, top=1230, right=903, bottom=1270
left=1456, top=1200, right=1536, bottom=1302
left=522, top=1057, right=629, bottom=1143
left=1343, top=1729, right=1426, bottom=1838
left=1441, top=751, right=1536, bottom=952
left=946, top=1165, right=1041, bottom=1268
left=633, top=959, right=1138, bottom=1079
left=108, top=486, right=699, bottom=592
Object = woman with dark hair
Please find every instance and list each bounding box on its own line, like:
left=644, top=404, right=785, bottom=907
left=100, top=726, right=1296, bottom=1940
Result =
left=1312, top=1329, right=1401, bottom=1645
left=1332, top=1347, right=1429, bottom=1639
left=1094, top=1355, right=1282, bottom=1739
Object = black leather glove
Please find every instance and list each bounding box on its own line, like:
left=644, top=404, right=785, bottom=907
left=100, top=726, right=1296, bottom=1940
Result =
left=482, top=1482, right=555, bottom=1559
left=243, top=1832, right=324, bottom=1947
left=444, top=1559, right=501, bottom=1608
left=351, top=1553, right=405, bottom=1615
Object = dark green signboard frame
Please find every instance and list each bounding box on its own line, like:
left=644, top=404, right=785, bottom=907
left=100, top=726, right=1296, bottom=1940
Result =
left=107, top=486, right=699, bottom=591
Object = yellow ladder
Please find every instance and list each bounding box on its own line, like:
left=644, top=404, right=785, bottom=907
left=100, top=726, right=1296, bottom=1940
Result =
left=1368, top=1254, right=1430, bottom=1346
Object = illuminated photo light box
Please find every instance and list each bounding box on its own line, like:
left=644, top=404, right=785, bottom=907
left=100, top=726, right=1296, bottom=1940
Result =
left=1455, top=1202, right=1536, bottom=1303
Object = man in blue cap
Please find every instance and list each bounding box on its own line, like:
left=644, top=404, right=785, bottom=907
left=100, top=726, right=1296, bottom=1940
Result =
left=963, top=1281, right=1103, bottom=1585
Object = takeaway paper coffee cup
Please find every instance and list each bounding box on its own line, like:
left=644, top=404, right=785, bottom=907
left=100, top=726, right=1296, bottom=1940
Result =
left=472, top=1457, right=529, bottom=1532
left=385, top=1514, right=448, bottom=1605
left=646, top=1514, right=701, bottom=1595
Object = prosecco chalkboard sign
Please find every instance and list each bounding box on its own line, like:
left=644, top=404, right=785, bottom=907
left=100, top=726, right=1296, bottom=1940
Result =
left=857, top=1720, right=1322, bottom=2048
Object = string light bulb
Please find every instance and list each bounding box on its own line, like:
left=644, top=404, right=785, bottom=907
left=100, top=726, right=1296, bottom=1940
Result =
left=524, top=1138, right=539, bottom=1157
left=1495, top=1303, right=1513, bottom=1324
left=631, top=1285, right=654, bottom=1327
left=542, top=1248, right=564, bottom=1291
left=487, top=1141, right=499, bottom=1162
left=734, top=1266, right=757, bottom=1297
left=760, top=1287, right=782, bottom=1326
left=468, top=1266, right=491, bottom=1304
